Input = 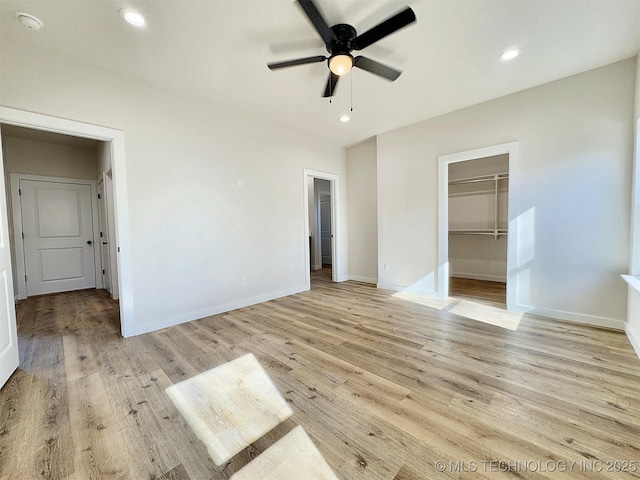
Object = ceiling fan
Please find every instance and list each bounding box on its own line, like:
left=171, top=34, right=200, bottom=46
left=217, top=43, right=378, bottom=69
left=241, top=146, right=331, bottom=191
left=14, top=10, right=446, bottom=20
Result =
left=267, top=0, right=416, bottom=97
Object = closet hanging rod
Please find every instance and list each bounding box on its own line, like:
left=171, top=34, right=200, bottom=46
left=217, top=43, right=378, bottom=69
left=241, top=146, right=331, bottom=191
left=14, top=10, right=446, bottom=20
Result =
left=449, top=172, right=509, bottom=185
left=449, top=229, right=508, bottom=239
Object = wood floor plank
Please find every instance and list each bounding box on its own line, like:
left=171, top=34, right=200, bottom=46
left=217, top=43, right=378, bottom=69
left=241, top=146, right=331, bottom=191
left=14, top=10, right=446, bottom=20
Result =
left=66, top=372, right=128, bottom=479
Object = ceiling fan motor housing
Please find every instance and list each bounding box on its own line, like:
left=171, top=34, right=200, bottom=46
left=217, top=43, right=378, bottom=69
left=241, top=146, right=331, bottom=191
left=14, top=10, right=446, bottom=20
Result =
left=327, top=24, right=357, bottom=56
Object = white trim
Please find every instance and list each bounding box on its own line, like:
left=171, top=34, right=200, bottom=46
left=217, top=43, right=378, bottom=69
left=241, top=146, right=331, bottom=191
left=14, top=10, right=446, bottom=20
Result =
left=0, top=106, right=133, bottom=337
left=348, top=275, right=377, bottom=284
left=128, top=285, right=306, bottom=337
left=625, top=322, right=640, bottom=359
left=10, top=174, right=102, bottom=299
left=438, top=142, right=520, bottom=311
left=529, top=307, right=625, bottom=331
left=303, top=169, right=342, bottom=286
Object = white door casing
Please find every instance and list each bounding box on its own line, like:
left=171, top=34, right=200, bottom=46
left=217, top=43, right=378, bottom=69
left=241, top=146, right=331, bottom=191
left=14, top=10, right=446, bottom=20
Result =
left=20, top=179, right=97, bottom=296
left=0, top=126, right=19, bottom=388
left=438, top=142, right=521, bottom=311
left=98, top=176, right=111, bottom=294
left=0, top=106, right=133, bottom=338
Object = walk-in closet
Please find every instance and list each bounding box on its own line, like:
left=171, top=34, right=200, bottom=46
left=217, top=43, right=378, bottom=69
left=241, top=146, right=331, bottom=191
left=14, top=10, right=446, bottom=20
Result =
left=448, top=154, right=509, bottom=306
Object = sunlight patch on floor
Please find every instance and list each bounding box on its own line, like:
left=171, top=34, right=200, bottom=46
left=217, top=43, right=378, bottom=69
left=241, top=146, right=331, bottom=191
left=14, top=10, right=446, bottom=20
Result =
left=391, top=292, right=523, bottom=331
left=391, top=291, right=452, bottom=310
left=449, top=299, right=522, bottom=331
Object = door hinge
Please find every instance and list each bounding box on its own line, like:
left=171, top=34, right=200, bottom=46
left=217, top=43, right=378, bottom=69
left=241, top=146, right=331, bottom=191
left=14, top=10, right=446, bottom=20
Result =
left=18, top=188, right=21, bottom=196
left=24, top=275, right=27, bottom=282
left=21, top=232, right=24, bottom=239
left=98, top=193, right=101, bottom=199
left=117, top=247, right=120, bottom=253
left=100, top=231, right=103, bottom=237
left=102, top=269, right=105, bottom=275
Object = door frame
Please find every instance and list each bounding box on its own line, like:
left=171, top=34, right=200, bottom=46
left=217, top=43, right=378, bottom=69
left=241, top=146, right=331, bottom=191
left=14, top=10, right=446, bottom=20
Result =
left=438, top=142, right=520, bottom=311
left=97, top=175, right=110, bottom=294
left=303, top=169, right=340, bottom=285
left=10, top=174, right=102, bottom=299
left=0, top=106, right=134, bottom=336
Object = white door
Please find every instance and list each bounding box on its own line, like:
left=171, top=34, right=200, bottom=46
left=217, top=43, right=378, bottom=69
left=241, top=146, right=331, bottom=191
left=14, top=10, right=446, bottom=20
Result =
left=0, top=130, right=19, bottom=388
left=320, top=193, right=332, bottom=265
left=98, top=177, right=111, bottom=294
left=20, top=180, right=96, bottom=296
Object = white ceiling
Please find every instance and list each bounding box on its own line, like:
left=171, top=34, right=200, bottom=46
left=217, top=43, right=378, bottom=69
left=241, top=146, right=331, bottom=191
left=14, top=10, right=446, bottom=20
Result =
left=1, top=0, right=639, bottom=148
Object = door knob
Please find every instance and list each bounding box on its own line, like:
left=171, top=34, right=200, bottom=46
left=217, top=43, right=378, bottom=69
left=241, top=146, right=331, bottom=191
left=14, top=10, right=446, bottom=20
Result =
left=87, top=240, right=92, bottom=245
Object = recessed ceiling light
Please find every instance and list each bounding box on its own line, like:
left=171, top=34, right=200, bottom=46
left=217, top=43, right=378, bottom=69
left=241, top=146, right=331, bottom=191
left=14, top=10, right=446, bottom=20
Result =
left=119, top=9, right=146, bottom=27
left=499, top=48, right=520, bottom=61
left=16, top=12, right=43, bottom=31
left=339, top=115, right=351, bottom=123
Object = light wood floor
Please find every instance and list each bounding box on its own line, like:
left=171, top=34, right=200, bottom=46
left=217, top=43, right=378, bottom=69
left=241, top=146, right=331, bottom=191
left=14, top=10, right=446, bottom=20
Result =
left=1, top=273, right=639, bottom=479
left=449, top=277, right=507, bottom=308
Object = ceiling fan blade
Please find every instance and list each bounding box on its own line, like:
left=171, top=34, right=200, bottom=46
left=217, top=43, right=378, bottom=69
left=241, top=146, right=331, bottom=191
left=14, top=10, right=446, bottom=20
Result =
left=322, top=72, right=340, bottom=97
left=352, top=7, right=416, bottom=50
left=268, top=55, right=327, bottom=70
left=354, top=56, right=401, bottom=81
left=297, top=0, right=336, bottom=45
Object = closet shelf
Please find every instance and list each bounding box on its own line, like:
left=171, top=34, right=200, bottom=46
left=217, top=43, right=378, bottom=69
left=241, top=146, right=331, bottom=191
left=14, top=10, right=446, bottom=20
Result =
left=449, top=172, right=509, bottom=241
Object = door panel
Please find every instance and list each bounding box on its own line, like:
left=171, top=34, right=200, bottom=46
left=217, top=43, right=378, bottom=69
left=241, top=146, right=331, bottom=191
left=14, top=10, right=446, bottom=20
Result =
left=36, top=188, right=82, bottom=237
left=21, top=180, right=96, bottom=296
left=40, top=248, right=84, bottom=280
left=0, top=129, right=19, bottom=389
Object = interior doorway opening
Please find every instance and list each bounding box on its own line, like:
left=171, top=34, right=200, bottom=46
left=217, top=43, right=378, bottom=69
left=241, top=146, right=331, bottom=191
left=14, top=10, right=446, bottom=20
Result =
left=2, top=126, right=119, bottom=302
left=303, top=169, right=340, bottom=287
left=447, top=154, right=509, bottom=307
left=0, top=106, right=133, bottom=337
left=438, top=142, right=520, bottom=311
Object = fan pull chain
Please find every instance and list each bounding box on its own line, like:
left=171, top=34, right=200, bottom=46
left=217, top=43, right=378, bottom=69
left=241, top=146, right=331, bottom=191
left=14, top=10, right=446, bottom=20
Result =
left=350, top=70, right=353, bottom=112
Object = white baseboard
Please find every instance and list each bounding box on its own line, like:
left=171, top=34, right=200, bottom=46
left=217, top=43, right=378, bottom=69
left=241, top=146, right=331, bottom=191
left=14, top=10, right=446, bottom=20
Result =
left=450, top=272, right=506, bottom=283
left=348, top=275, right=377, bottom=284
left=125, top=285, right=308, bottom=337
left=377, top=282, right=439, bottom=298
left=625, top=322, right=640, bottom=359
left=528, top=307, right=625, bottom=331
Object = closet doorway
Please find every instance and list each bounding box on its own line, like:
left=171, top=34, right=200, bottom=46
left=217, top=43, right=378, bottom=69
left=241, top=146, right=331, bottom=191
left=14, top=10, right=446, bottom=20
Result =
left=448, top=155, right=508, bottom=307
left=438, top=142, right=519, bottom=311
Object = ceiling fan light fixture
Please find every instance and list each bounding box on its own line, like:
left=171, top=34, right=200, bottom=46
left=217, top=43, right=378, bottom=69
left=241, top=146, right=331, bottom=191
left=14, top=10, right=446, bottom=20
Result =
left=329, top=54, right=353, bottom=76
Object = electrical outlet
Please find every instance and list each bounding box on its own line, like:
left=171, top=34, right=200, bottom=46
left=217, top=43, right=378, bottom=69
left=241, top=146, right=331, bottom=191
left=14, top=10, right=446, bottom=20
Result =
left=154, top=222, right=167, bottom=232
left=241, top=277, right=247, bottom=287
left=238, top=178, right=244, bottom=188
left=383, top=263, right=390, bottom=271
